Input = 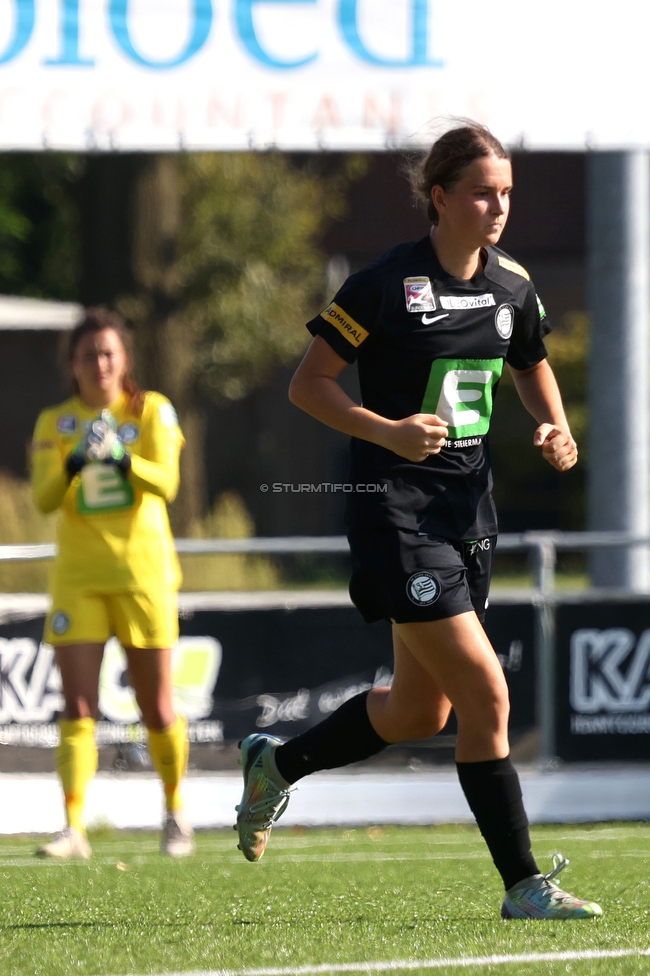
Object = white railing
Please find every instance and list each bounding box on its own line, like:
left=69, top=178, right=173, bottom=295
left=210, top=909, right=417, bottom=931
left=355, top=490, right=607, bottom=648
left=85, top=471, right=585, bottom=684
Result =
left=4, top=530, right=650, bottom=583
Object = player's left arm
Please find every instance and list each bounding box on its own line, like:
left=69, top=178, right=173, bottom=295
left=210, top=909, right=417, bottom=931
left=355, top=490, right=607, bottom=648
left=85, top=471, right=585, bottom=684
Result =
left=127, top=397, right=184, bottom=502
left=509, top=359, right=577, bottom=472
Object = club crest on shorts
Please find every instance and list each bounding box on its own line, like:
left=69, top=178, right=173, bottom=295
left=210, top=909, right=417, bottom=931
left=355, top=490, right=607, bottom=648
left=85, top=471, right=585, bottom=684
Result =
left=406, top=572, right=441, bottom=606
left=403, top=277, right=435, bottom=313
left=51, top=611, right=70, bottom=635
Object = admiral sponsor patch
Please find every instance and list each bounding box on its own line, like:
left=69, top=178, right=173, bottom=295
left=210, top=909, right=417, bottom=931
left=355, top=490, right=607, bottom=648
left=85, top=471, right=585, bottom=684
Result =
left=321, top=303, right=369, bottom=347
left=118, top=423, right=140, bottom=444
left=497, top=256, right=530, bottom=280
left=56, top=415, right=77, bottom=434
left=495, top=303, right=514, bottom=339
left=439, top=293, right=496, bottom=310
left=403, top=277, right=436, bottom=313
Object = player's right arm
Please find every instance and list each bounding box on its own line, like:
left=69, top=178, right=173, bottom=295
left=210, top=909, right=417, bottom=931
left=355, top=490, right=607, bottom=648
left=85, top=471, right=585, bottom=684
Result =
left=292, top=270, right=447, bottom=462
left=31, top=410, right=71, bottom=514
left=289, top=336, right=447, bottom=463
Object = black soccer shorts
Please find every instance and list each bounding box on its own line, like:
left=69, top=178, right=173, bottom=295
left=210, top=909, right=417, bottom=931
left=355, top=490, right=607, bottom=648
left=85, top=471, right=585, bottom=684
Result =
left=348, top=528, right=495, bottom=625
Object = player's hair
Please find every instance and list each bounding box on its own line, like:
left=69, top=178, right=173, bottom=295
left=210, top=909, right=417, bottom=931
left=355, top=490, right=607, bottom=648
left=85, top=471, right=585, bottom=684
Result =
left=66, top=307, right=144, bottom=416
left=409, top=119, right=510, bottom=224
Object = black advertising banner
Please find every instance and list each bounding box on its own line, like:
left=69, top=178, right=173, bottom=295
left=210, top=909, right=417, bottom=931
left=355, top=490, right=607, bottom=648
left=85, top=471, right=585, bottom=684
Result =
left=0, top=602, right=535, bottom=746
left=484, top=603, right=536, bottom=735
left=556, top=602, right=650, bottom=761
left=181, top=606, right=393, bottom=742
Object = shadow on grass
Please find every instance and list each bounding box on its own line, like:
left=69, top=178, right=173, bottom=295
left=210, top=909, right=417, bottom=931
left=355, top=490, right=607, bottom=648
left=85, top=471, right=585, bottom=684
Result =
left=1, top=921, right=109, bottom=930
left=1, top=918, right=260, bottom=931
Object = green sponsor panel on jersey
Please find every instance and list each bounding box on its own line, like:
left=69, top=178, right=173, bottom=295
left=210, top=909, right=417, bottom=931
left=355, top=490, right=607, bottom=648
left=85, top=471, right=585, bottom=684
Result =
left=77, top=463, right=135, bottom=514
left=421, top=358, right=504, bottom=439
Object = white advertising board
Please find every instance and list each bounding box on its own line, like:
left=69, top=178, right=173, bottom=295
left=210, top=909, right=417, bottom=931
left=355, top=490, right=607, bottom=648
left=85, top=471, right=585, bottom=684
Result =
left=0, top=0, right=646, bottom=152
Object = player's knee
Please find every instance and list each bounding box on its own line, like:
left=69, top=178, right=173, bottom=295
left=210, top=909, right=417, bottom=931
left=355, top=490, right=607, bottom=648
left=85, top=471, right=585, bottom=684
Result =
left=459, top=687, right=509, bottom=736
left=368, top=688, right=450, bottom=741
left=393, top=704, right=450, bottom=740
left=404, top=717, right=444, bottom=740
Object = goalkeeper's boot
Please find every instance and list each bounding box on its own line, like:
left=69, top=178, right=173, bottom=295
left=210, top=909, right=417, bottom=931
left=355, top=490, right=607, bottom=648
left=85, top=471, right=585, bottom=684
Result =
left=235, top=734, right=294, bottom=862
left=502, top=854, right=602, bottom=919
left=35, top=826, right=91, bottom=860
left=160, top=812, right=196, bottom=858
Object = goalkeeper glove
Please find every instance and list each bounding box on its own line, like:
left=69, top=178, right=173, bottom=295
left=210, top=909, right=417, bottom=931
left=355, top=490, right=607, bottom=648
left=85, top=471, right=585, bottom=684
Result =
left=103, top=437, right=131, bottom=475
left=66, top=410, right=132, bottom=477
left=64, top=418, right=101, bottom=478
left=86, top=410, right=132, bottom=473
left=85, top=410, right=119, bottom=461
left=65, top=449, right=86, bottom=479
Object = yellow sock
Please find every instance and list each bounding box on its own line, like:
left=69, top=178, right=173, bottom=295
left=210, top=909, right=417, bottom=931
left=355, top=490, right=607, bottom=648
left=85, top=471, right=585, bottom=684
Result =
left=57, top=718, right=97, bottom=831
left=147, top=715, right=188, bottom=812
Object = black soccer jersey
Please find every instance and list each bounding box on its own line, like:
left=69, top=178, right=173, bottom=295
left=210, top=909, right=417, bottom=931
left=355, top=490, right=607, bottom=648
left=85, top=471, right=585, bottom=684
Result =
left=306, top=236, right=550, bottom=540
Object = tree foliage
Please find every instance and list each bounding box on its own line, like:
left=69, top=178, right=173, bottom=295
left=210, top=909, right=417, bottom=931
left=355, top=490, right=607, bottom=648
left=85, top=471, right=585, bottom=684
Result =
left=185, top=153, right=332, bottom=399
left=116, top=151, right=365, bottom=529
left=0, top=154, right=81, bottom=300
left=127, top=152, right=362, bottom=401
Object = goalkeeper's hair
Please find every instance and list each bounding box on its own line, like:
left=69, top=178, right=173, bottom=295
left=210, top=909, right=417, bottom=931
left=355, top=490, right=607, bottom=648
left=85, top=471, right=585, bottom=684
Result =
left=66, top=307, right=144, bottom=416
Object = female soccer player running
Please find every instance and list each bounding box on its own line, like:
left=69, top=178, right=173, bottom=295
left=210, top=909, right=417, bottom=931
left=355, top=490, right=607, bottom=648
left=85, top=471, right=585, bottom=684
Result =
left=32, top=308, right=194, bottom=859
left=235, top=122, right=601, bottom=920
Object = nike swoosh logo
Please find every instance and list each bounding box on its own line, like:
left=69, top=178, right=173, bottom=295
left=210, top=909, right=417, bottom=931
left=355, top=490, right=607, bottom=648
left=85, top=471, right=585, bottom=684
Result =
left=421, top=312, right=449, bottom=325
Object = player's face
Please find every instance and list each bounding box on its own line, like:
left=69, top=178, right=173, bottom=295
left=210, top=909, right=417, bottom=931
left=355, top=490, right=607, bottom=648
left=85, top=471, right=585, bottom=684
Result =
left=433, top=155, right=513, bottom=249
left=72, top=328, right=128, bottom=404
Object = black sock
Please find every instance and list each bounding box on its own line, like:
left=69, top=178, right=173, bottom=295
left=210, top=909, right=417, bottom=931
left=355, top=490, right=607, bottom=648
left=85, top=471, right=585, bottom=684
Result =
left=456, top=756, right=539, bottom=891
left=274, top=691, right=388, bottom=784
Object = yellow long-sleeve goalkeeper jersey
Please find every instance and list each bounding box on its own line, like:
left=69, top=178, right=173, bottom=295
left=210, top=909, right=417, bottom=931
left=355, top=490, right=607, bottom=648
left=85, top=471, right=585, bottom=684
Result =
left=31, top=390, right=184, bottom=593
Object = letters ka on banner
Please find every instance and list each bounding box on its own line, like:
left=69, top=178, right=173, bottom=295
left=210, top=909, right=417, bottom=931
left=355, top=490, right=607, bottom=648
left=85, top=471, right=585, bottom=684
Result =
left=0, top=636, right=221, bottom=725
left=570, top=628, right=650, bottom=734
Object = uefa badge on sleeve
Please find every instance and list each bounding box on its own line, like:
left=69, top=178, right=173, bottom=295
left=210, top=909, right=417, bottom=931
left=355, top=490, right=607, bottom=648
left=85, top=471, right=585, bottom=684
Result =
left=406, top=572, right=441, bottom=606
left=403, top=277, right=436, bottom=313
left=51, top=611, right=70, bottom=635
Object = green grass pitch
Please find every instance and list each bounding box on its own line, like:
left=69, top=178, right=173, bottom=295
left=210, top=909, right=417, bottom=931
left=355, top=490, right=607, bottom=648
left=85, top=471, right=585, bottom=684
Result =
left=0, top=823, right=648, bottom=976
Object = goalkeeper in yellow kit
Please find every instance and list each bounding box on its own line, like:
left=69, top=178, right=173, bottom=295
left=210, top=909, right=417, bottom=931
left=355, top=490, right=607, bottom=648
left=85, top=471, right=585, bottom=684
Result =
left=31, top=307, right=194, bottom=859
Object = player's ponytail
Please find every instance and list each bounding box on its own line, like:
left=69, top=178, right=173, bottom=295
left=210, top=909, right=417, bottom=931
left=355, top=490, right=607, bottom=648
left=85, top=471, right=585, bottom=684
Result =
left=408, top=119, right=509, bottom=224
left=66, top=307, right=145, bottom=416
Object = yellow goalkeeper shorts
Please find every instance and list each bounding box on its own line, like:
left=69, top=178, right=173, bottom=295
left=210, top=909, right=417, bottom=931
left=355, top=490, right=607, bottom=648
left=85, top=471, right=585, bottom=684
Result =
left=45, top=588, right=179, bottom=648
